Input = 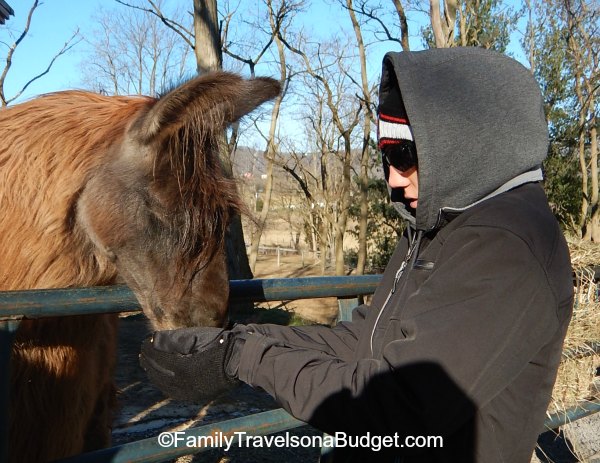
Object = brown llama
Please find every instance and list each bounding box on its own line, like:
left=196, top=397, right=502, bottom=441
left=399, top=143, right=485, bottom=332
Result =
left=0, top=72, right=280, bottom=463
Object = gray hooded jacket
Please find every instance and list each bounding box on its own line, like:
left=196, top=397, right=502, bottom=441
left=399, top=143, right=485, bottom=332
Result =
left=235, top=48, right=574, bottom=463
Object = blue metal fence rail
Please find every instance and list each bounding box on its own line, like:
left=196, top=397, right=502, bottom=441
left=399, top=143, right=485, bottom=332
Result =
left=0, top=276, right=382, bottom=319
left=0, top=275, right=598, bottom=463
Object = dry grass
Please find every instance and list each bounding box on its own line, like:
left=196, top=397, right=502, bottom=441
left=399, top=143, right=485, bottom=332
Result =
left=548, top=239, right=600, bottom=413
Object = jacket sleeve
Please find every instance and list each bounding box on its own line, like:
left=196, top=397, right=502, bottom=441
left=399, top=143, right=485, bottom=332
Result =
left=236, top=226, right=564, bottom=438
left=242, top=304, right=369, bottom=362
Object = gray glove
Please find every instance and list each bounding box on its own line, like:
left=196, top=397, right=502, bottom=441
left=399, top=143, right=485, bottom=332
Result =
left=139, top=326, right=247, bottom=402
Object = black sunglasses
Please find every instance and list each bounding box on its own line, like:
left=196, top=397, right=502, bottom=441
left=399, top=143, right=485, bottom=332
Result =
left=381, top=141, right=418, bottom=172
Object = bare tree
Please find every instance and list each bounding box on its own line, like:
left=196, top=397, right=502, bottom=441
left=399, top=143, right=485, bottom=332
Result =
left=221, top=1, right=280, bottom=77
left=245, top=0, right=301, bottom=273
left=343, top=0, right=378, bottom=275
left=430, top=0, right=457, bottom=48
left=564, top=0, right=599, bottom=241
left=278, top=33, right=362, bottom=275
left=82, top=1, right=191, bottom=96
left=423, top=0, right=519, bottom=51
left=114, top=1, right=196, bottom=53
left=341, top=0, right=411, bottom=51
left=218, top=0, right=290, bottom=173
left=0, top=0, right=80, bottom=106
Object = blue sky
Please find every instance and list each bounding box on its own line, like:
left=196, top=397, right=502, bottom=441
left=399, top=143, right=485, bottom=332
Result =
left=0, top=0, right=527, bottom=150
left=1, top=1, right=526, bottom=105
left=0, top=1, right=420, bottom=103
left=0, top=0, right=518, bottom=131
left=1, top=0, right=100, bottom=100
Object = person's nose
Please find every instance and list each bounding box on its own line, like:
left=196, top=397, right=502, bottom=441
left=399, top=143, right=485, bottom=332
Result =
left=388, top=166, right=410, bottom=189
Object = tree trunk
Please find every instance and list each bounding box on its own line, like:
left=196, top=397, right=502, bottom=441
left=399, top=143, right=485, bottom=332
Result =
left=346, top=0, right=372, bottom=275
left=430, top=0, right=457, bottom=48
left=586, top=119, right=599, bottom=241
left=525, top=0, right=536, bottom=72
left=334, top=135, right=353, bottom=275
left=568, top=13, right=590, bottom=239
left=320, top=221, right=328, bottom=275
left=586, top=92, right=598, bottom=241
left=564, top=0, right=599, bottom=242
left=248, top=141, right=276, bottom=272
left=391, top=0, right=411, bottom=51
left=248, top=0, right=286, bottom=272
left=334, top=223, right=345, bottom=275
left=577, top=115, right=589, bottom=237
left=193, top=0, right=252, bottom=282
left=193, top=0, right=222, bottom=73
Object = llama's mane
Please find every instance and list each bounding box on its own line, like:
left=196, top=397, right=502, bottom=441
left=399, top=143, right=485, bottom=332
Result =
left=151, top=107, right=244, bottom=277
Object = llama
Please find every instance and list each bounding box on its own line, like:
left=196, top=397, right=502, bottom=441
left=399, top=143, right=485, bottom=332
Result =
left=0, top=72, right=280, bottom=462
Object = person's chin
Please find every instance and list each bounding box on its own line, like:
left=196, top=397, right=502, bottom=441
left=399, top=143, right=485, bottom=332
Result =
left=409, top=199, right=418, bottom=209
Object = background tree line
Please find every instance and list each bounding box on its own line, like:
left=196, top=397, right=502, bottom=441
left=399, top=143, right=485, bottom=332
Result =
left=1, top=0, right=598, bottom=278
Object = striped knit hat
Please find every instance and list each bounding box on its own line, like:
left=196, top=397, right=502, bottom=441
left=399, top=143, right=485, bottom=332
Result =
left=377, top=84, right=413, bottom=149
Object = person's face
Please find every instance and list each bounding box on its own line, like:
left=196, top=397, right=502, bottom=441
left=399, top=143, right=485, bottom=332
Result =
left=388, top=165, right=418, bottom=209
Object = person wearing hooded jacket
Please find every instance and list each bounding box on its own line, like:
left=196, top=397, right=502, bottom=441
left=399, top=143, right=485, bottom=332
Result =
left=140, top=47, right=574, bottom=462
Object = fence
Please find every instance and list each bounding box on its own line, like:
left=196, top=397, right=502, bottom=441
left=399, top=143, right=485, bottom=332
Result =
left=1, top=275, right=599, bottom=463
left=245, top=245, right=319, bottom=268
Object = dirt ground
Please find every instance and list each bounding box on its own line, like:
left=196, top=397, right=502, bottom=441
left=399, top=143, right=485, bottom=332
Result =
left=250, top=252, right=342, bottom=325
left=243, top=215, right=360, bottom=324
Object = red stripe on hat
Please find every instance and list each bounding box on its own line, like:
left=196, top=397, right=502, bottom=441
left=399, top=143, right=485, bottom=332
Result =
left=378, top=138, right=403, bottom=148
left=379, top=114, right=410, bottom=124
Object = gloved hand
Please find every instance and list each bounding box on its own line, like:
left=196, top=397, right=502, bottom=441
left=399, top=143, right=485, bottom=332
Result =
left=139, top=326, right=246, bottom=402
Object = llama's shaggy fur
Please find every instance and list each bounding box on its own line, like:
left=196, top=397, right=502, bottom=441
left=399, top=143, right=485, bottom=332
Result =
left=1, top=92, right=146, bottom=462
left=0, top=92, right=147, bottom=290
left=0, top=72, right=280, bottom=462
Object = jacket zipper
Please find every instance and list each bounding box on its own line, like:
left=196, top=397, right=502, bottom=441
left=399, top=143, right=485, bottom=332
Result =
left=369, top=235, right=420, bottom=355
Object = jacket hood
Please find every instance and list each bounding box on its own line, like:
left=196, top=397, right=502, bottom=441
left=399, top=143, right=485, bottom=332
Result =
left=379, top=47, right=549, bottom=231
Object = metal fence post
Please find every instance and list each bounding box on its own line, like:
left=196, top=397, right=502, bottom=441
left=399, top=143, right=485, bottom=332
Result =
left=336, top=297, right=359, bottom=324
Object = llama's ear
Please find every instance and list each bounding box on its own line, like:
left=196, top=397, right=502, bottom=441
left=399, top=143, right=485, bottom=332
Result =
left=131, top=72, right=281, bottom=144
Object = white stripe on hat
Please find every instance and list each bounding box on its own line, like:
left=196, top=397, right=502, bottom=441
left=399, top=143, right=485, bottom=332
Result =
left=378, top=118, right=414, bottom=142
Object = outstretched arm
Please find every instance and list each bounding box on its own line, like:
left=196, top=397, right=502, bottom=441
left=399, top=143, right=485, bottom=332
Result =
left=244, top=303, right=369, bottom=362
left=236, top=227, right=563, bottom=440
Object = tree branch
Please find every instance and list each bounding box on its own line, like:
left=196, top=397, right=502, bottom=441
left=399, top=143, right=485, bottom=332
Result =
left=7, top=29, right=81, bottom=105
left=115, top=0, right=195, bottom=50
left=1, top=2, right=83, bottom=106
left=279, top=162, right=313, bottom=201
left=221, top=0, right=293, bottom=77
left=341, top=0, right=409, bottom=50
left=1, top=0, right=40, bottom=105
